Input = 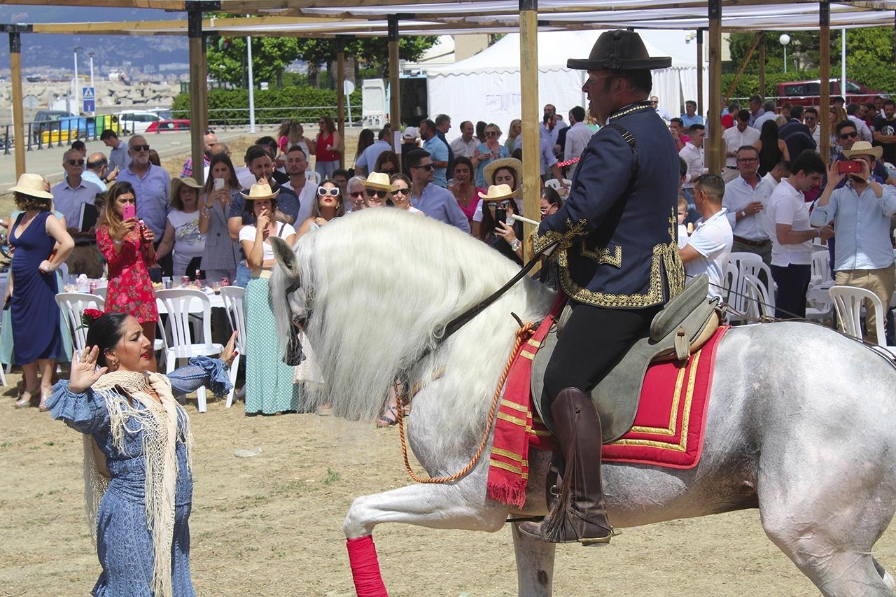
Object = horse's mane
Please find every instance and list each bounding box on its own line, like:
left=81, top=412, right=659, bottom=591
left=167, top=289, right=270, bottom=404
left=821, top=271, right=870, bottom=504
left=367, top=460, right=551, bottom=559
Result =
left=273, top=208, right=555, bottom=445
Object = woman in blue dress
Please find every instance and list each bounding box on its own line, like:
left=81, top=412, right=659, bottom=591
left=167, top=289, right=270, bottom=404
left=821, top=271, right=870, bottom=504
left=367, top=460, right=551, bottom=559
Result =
left=8, top=173, right=74, bottom=409
left=48, top=312, right=236, bottom=597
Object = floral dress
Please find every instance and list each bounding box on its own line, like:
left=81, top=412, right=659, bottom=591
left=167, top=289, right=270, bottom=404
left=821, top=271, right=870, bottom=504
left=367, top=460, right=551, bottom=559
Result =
left=97, top=225, right=158, bottom=323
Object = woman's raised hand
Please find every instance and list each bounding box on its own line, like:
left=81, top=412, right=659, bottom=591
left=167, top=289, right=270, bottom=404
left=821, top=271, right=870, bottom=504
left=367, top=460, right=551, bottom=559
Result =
left=68, top=346, right=108, bottom=394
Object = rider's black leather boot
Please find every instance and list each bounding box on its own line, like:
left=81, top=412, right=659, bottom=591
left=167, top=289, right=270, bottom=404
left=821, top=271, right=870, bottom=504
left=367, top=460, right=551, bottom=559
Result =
left=519, top=387, right=613, bottom=546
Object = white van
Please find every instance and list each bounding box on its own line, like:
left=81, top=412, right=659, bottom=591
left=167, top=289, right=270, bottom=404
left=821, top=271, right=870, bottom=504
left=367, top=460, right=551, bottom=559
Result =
left=118, top=111, right=162, bottom=135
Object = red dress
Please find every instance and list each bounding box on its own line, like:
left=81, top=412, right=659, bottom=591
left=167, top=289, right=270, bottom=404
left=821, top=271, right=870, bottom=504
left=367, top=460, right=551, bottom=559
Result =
left=97, top=225, right=159, bottom=323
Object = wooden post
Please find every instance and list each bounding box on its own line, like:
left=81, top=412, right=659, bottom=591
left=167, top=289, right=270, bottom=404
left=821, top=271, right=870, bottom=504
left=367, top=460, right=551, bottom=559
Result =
left=388, top=15, right=401, bottom=155
left=819, top=1, right=831, bottom=163
left=696, top=29, right=704, bottom=117
left=758, top=32, right=766, bottom=101
left=519, top=0, right=539, bottom=261
left=9, top=29, right=26, bottom=178
left=336, top=36, right=346, bottom=169
left=187, top=5, right=208, bottom=185
left=707, top=0, right=722, bottom=174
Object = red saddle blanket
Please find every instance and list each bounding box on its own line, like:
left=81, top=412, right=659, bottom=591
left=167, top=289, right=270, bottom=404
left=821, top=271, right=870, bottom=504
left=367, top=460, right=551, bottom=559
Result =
left=486, top=319, right=727, bottom=508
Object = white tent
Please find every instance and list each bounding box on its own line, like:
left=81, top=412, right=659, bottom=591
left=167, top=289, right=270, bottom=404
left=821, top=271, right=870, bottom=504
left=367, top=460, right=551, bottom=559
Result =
left=426, top=30, right=707, bottom=138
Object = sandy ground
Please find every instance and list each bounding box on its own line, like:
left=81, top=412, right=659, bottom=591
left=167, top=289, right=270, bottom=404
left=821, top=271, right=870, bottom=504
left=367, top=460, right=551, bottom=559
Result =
left=2, top=371, right=896, bottom=596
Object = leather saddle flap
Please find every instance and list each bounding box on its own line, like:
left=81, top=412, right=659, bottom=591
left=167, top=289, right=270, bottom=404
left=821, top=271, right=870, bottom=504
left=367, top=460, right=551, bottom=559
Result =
left=532, top=291, right=720, bottom=443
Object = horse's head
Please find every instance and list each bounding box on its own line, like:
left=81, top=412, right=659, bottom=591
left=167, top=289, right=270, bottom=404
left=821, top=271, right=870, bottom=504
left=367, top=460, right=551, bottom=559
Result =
left=270, top=235, right=311, bottom=347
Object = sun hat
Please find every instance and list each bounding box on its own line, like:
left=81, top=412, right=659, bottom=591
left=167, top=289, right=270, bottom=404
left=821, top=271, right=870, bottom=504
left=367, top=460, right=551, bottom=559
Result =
left=483, top=157, right=523, bottom=188
left=567, top=30, right=671, bottom=71
left=362, top=172, right=392, bottom=192
left=177, top=177, right=203, bottom=189
left=478, top=184, right=517, bottom=202
left=240, top=180, right=280, bottom=200
left=842, top=141, right=883, bottom=160
left=9, top=173, right=53, bottom=200
left=402, top=126, right=419, bottom=141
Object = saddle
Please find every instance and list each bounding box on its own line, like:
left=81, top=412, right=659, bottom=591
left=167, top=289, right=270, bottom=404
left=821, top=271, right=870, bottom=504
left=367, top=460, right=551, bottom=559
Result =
left=531, top=274, right=724, bottom=442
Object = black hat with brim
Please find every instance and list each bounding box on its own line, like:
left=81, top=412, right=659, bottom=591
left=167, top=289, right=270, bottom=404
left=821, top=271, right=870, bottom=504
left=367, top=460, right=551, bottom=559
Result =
left=568, top=30, right=672, bottom=71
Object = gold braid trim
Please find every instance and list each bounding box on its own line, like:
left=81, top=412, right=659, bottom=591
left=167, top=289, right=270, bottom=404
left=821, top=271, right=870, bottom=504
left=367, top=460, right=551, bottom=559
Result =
left=532, top=218, right=588, bottom=254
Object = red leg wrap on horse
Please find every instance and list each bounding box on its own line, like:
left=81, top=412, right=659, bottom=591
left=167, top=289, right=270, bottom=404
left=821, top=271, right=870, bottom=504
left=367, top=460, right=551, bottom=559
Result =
left=346, top=536, right=388, bottom=597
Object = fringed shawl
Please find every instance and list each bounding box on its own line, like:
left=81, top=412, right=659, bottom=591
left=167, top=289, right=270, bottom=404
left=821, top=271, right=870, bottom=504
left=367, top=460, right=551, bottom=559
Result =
left=83, top=370, right=193, bottom=597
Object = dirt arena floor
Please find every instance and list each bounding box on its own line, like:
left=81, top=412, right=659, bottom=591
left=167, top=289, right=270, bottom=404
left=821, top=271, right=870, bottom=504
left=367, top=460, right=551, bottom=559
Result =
left=2, top=371, right=895, bottom=596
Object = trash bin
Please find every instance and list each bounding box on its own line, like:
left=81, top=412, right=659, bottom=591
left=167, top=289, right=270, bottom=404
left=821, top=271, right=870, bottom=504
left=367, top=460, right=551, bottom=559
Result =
left=95, top=114, right=107, bottom=136
left=86, top=117, right=96, bottom=138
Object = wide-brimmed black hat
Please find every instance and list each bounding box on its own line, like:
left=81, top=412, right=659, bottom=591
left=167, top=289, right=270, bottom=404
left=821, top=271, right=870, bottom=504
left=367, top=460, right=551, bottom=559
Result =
left=568, top=30, right=671, bottom=71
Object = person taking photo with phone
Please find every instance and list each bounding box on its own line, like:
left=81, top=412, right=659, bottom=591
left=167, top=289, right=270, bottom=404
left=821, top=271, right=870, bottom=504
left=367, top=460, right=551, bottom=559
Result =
left=97, top=181, right=159, bottom=372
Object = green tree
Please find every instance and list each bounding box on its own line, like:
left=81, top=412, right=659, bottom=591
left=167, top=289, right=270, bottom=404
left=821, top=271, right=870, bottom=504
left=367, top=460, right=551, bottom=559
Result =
left=206, top=36, right=302, bottom=87
left=296, top=36, right=440, bottom=79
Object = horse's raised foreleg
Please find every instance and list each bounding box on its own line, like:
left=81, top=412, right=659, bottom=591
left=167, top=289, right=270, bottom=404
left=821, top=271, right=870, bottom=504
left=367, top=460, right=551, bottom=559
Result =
left=511, top=522, right=556, bottom=597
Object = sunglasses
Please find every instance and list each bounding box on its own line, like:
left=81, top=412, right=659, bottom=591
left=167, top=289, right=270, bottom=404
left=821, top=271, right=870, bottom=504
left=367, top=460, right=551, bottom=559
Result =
left=487, top=200, right=512, bottom=209
left=317, top=187, right=340, bottom=197
left=413, top=164, right=434, bottom=171
left=366, top=189, right=388, bottom=199
left=350, top=191, right=365, bottom=198
left=839, top=132, right=858, bottom=140
left=66, top=159, right=85, bottom=166
left=392, top=188, right=411, bottom=195
left=131, top=144, right=150, bottom=152
left=486, top=131, right=498, bottom=136
left=205, top=129, right=216, bottom=135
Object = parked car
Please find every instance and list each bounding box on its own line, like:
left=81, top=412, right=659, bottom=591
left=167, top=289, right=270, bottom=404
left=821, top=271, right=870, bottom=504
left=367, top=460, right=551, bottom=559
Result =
left=118, top=110, right=162, bottom=135
left=775, top=79, right=889, bottom=108
left=33, top=110, right=87, bottom=144
left=145, top=119, right=191, bottom=133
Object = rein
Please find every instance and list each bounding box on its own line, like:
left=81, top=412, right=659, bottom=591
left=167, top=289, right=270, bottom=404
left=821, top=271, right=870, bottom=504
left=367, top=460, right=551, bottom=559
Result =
left=397, top=322, right=536, bottom=484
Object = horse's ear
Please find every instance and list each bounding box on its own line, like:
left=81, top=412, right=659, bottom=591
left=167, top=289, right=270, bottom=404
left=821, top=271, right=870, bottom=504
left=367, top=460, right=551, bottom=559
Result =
left=270, top=236, right=299, bottom=279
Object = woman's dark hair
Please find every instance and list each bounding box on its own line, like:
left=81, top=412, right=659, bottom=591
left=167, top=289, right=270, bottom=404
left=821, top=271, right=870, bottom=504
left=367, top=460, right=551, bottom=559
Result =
left=310, top=178, right=345, bottom=219
left=100, top=181, right=136, bottom=239
left=542, top=186, right=563, bottom=209
left=204, top=152, right=241, bottom=193
left=374, top=150, right=400, bottom=174
left=758, top=120, right=782, bottom=173
left=242, top=195, right=278, bottom=218
left=493, top=166, right=520, bottom=192
left=355, top=129, right=375, bottom=163
left=476, top=121, right=487, bottom=143
left=86, top=312, right=130, bottom=368
left=453, top=156, right=474, bottom=178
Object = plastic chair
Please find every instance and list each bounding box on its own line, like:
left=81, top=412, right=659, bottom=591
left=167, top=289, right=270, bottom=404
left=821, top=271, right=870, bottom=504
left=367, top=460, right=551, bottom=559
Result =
left=727, top=252, right=774, bottom=324
left=305, top=170, right=322, bottom=185
left=55, top=292, right=105, bottom=353
left=219, top=286, right=246, bottom=408
left=742, top=273, right=774, bottom=320
left=810, top=251, right=834, bottom=287
left=155, top=289, right=224, bottom=412
left=829, top=285, right=896, bottom=354
left=93, top=286, right=107, bottom=300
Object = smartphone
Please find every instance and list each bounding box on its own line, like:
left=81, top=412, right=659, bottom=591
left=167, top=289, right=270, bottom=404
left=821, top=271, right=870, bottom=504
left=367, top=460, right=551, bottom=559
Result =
left=838, top=161, right=863, bottom=174
left=214, top=177, right=225, bottom=191
left=495, top=206, right=506, bottom=225
left=122, top=204, right=136, bottom=221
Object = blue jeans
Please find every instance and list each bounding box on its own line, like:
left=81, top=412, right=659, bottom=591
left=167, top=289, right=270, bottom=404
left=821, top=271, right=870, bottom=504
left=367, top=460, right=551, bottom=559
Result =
left=235, top=261, right=250, bottom=288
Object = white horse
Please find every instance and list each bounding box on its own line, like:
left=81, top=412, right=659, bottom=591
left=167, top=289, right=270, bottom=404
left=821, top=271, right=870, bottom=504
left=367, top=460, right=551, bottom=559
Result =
left=271, top=208, right=896, bottom=596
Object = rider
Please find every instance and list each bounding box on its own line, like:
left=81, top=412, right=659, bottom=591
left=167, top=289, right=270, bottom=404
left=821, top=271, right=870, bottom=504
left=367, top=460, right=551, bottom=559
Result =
left=519, top=30, right=685, bottom=545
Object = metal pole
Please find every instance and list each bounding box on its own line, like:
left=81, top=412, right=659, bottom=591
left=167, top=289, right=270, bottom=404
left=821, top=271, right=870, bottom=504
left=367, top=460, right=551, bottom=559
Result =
left=841, top=28, right=847, bottom=98
left=73, top=46, right=81, bottom=114
left=519, top=0, right=539, bottom=260
left=707, top=0, right=722, bottom=174
left=89, top=52, right=95, bottom=91
left=247, top=35, right=256, bottom=133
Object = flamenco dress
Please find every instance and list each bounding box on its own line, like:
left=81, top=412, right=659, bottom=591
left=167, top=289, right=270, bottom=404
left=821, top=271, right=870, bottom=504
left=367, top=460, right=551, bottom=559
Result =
left=47, top=356, right=232, bottom=597
left=8, top=211, right=64, bottom=363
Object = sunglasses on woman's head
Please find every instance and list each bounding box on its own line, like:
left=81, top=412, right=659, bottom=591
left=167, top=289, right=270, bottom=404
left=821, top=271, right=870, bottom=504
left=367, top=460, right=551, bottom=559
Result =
left=366, top=189, right=388, bottom=199
left=317, top=187, right=340, bottom=196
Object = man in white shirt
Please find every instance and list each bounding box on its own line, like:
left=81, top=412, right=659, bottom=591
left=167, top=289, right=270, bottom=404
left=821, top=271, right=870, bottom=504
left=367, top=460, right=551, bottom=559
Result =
left=449, top=121, right=478, bottom=158
left=564, top=106, right=595, bottom=179
left=767, top=151, right=834, bottom=319
left=722, top=110, right=761, bottom=182
left=679, top=123, right=706, bottom=202
left=723, top=146, right=773, bottom=264
left=810, top=142, right=896, bottom=343
left=281, top=145, right=318, bottom=225
left=680, top=174, right=733, bottom=299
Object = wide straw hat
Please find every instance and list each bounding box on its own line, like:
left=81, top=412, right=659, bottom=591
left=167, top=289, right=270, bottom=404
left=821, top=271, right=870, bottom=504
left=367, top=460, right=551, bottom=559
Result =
left=177, top=177, right=203, bottom=189
left=567, top=30, right=671, bottom=71
left=363, top=172, right=392, bottom=192
left=842, top=141, right=883, bottom=160
left=240, top=180, right=280, bottom=200
left=9, top=173, right=53, bottom=200
left=483, top=157, right=523, bottom=188
left=478, top=184, right=517, bottom=202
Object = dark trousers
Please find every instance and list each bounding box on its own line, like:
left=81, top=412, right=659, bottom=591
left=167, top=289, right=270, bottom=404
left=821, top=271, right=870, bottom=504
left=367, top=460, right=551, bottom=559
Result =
left=543, top=303, right=661, bottom=402
left=771, top=263, right=811, bottom=319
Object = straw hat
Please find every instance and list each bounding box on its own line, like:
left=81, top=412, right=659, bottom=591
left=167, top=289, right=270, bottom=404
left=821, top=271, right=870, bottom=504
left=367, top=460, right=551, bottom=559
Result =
left=483, top=157, right=523, bottom=189
left=842, top=141, right=883, bottom=160
left=567, top=30, right=671, bottom=71
left=177, top=177, right=203, bottom=189
left=363, top=172, right=392, bottom=192
left=9, top=173, right=53, bottom=200
left=240, top=180, right=280, bottom=200
left=478, top=184, right=516, bottom=202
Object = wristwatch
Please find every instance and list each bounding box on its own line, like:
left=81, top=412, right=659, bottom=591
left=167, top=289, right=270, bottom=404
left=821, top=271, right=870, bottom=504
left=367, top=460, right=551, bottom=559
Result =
left=510, top=239, right=521, bottom=252
left=740, top=210, right=746, bottom=218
